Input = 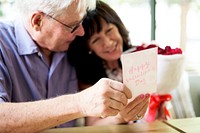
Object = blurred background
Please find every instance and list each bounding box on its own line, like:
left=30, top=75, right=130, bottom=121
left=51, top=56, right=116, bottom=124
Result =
left=0, top=0, right=200, bottom=117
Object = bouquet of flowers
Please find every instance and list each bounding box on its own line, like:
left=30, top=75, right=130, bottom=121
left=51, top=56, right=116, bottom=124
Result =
left=131, top=43, right=184, bottom=122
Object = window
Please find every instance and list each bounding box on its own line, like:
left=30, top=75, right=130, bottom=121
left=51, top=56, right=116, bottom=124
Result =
left=155, top=0, right=200, bottom=73
left=102, top=0, right=152, bottom=45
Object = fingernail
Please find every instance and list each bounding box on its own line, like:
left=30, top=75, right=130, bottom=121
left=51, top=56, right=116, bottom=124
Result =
left=145, top=93, right=150, bottom=98
left=140, top=94, right=144, bottom=99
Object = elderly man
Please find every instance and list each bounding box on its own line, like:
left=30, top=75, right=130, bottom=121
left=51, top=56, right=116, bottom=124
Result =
left=0, top=0, right=149, bottom=133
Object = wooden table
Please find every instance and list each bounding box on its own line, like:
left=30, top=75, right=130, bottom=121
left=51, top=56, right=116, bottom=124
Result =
left=163, top=117, right=200, bottom=133
left=41, top=120, right=178, bottom=133
left=41, top=117, right=200, bottom=133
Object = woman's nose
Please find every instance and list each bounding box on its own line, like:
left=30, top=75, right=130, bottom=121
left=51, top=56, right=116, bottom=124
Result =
left=102, top=36, right=113, bottom=48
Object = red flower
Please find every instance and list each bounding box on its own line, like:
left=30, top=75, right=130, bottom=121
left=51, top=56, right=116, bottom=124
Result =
left=133, top=44, right=182, bottom=55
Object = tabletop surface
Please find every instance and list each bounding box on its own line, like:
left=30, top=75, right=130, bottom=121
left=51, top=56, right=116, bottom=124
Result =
left=41, top=120, right=179, bottom=133
left=41, top=117, right=200, bottom=133
left=163, top=117, right=200, bottom=133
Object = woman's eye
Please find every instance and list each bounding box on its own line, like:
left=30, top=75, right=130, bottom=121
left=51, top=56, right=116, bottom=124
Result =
left=107, top=28, right=113, bottom=33
left=91, top=38, right=99, bottom=44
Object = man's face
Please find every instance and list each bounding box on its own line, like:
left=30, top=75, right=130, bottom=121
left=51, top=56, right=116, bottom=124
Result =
left=36, top=1, right=86, bottom=53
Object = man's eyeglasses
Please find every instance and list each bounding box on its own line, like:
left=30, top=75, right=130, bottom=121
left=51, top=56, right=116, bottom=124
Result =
left=46, top=14, right=86, bottom=33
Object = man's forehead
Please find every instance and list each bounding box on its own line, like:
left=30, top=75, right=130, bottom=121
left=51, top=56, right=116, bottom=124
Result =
left=65, top=1, right=86, bottom=21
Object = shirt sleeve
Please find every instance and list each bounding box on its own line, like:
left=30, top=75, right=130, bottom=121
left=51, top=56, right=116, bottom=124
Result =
left=0, top=51, right=11, bottom=102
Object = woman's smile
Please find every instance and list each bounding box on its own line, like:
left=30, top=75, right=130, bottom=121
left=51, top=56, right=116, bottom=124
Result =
left=104, top=42, right=118, bottom=53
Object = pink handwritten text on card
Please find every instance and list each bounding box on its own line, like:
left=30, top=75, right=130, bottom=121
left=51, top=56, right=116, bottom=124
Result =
left=121, top=47, right=157, bottom=98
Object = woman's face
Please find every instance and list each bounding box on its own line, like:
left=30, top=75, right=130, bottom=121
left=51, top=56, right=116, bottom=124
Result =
left=88, top=19, right=123, bottom=62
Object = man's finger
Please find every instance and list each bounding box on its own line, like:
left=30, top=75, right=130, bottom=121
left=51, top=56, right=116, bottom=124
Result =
left=109, top=80, right=132, bottom=99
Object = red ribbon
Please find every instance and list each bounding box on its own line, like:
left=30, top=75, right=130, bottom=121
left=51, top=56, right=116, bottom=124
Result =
left=146, top=93, right=172, bottom=122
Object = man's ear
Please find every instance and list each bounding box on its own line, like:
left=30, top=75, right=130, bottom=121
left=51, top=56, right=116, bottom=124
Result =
left=31, top=12, right=44, bottom=31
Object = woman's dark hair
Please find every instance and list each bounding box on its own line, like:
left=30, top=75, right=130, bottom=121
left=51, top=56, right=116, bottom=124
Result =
left=68, top=0, right=132, bottom=85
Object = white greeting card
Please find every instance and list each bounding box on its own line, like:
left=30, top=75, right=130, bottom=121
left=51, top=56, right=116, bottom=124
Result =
left=121, top=47, right=157, bottom=98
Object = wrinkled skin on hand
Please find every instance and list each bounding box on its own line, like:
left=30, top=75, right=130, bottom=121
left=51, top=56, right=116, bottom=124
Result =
left=78, top=78, right=132, bottom=118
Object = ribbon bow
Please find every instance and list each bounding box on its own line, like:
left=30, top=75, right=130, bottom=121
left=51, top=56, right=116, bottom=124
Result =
left=146, top=93, right=172, bottom=122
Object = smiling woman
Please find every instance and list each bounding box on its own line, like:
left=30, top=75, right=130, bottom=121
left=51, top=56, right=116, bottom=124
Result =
left=67, top=0, right=151, bottom=126
left=68, top=0, right=132, bottom=87
left=102, top=0, right=200, bottom=118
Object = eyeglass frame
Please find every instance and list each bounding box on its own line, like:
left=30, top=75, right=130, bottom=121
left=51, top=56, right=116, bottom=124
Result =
left=45, top=13, right=86, bottom=33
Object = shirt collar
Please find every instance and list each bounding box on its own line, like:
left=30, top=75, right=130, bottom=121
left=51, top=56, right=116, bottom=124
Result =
left=14, top=19, right=39, bottom=55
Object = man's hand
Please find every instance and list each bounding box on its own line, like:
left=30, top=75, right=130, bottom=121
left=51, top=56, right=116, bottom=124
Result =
left=77, top=78, right=132, bottom=118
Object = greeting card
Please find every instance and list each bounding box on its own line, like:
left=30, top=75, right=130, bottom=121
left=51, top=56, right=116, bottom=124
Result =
left=121, top=47, right=157, bottom=98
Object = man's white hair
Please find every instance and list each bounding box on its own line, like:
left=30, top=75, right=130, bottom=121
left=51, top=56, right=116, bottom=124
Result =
left=16, top=0, right=96, bottom=23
